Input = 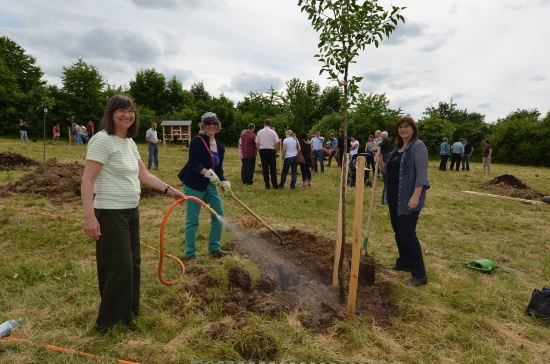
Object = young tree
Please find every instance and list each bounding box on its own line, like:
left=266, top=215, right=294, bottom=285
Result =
left=299, top=0, right=405, bottom=301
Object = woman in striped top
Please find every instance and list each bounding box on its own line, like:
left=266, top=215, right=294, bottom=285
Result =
left=81, top=94, right=185, bottom=333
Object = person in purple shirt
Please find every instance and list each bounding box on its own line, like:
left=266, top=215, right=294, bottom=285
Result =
left=240, top=123, right=257, bottom=185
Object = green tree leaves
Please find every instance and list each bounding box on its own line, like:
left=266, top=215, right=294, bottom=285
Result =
left=0, top=36, right=45, bottom=135
left=61, top=59, right=105, bottom=125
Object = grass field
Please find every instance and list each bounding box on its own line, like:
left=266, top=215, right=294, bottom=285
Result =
left=1, top=137, right=549, bottom=364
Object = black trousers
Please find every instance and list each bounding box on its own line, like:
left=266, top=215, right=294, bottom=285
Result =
left=450, top=153, right=461, bottom=171
left=387, top=192, right=426, bottom=279
left=242, top=156, right=256, bottom=185
left=439, top=155, right=449, bottom=170
left=259, top=149, right=278, bottom=188
left=95, top=208, right=140, bottom=331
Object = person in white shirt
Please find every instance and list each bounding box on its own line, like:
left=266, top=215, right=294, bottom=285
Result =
left=255, top=119, right=280, bottom=189
left=309, top=130, right=325, bottom=173
left=146, top=123, right=160, bottom=169
left=349, top=134, right=360, bottom=163
left=279, top=130, right=300, bottom=189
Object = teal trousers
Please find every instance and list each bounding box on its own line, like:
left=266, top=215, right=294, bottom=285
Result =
left=183, top=184, right=224, bottom=256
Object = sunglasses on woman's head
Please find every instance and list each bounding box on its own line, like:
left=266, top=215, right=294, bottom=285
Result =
left=203, top=120, right=219, bottom=126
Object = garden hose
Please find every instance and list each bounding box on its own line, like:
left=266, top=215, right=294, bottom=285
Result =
left=157, top=196, right=219, bottom=285
left=2, top=336, right=140, bottom=364
left=0, top=204, right=194, bottom=284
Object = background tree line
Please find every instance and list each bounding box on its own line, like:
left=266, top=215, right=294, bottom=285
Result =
left=2, top=36, right=550, bottom=166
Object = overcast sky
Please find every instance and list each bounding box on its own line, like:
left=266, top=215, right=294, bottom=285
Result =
left=2, top=0, right=549, bottom=122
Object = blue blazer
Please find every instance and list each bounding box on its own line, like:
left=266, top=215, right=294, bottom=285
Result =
left=183, top=134, right=226, bottom=191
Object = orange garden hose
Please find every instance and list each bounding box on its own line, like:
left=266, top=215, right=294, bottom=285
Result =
left=2, top=196, right=219, bottom=287
left=157, top=196, right=220, bottom=285
left=0, top=205, right=187, bottom=284
left=2, top=336, right=140, bottom=364
left=157, top=198, right=187, bottom=285
left=0, top=199, right=214, bottom=362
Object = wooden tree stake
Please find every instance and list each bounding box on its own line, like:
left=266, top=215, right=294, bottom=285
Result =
left=347, top=156, right=366, bottom=315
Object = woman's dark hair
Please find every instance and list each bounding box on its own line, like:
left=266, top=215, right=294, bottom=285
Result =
left=299, top=131, right=308, bottom=140
left=100, top=94, right=139, bottom=138
left=395, top=116, right=418, bottom=148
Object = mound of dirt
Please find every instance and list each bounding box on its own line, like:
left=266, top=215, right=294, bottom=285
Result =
left=184, top=225, right=397, bottom=332
left=0, top=158, right=84, bottom=204
left=0, top=157, right=167, bottom=204
left=0, top=152, right=40, bottom=170
left=479, top=174, right=544, bottom=200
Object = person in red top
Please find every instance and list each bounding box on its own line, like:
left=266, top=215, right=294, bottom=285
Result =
left=240, top=123, right=257, bottom=185
left=52, top=124, right=60, bottom=142
left=86, top=121, right=95, bottom=140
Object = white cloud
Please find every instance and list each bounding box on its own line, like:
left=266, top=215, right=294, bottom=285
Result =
left=1, top=0, right=549, bottom=123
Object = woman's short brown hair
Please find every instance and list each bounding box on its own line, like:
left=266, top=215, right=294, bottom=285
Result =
left=100, top=94, right=139, bottom=138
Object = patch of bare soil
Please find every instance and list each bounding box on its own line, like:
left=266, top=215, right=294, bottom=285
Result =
left=0, top=157, right=83, bottom=204
left=0, top=152, right=39, bottom=170
left=479, top=174, right=544, bottom=200
left=0, top=155, right=165, bottom=204
left=185, top=225, right=397, bottom=332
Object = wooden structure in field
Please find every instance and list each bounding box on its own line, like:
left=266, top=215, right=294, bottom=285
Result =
left=160, top=120, right=192, bottom=147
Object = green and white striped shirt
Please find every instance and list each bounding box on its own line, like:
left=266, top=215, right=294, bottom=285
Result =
left=86, top=131, right=141, bottom=209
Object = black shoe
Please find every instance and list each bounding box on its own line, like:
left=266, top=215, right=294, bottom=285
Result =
left=186, top=254, right=202, bottom=261
left=404, top=276, right=428, bottom=287
left=209, top=249, right=231, bottom=258
left=384, top=265, right=411, bottom=272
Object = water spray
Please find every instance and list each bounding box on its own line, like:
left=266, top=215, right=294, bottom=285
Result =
left=219, top=186, right=290, bottom=246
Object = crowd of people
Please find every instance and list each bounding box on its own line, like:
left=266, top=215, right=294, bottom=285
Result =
left=69, top=121, right=95, bottom=145
left=439, top=137, right=489, bottom=173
